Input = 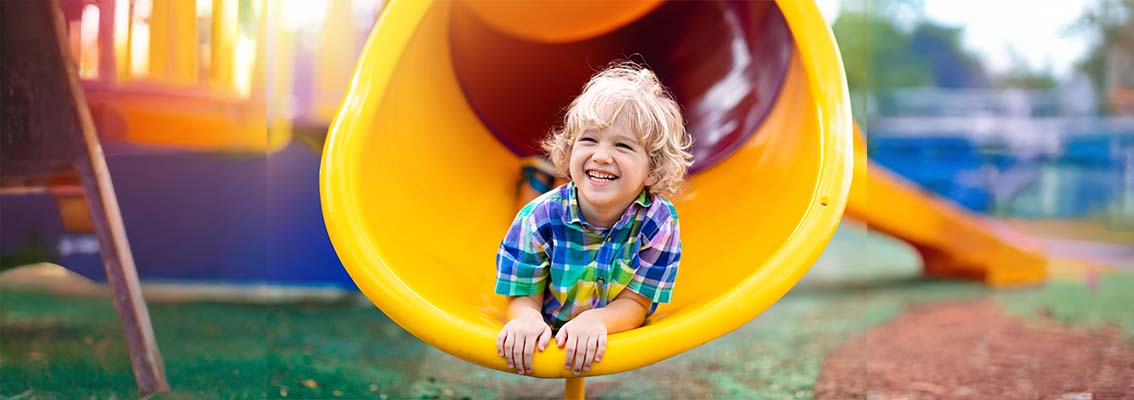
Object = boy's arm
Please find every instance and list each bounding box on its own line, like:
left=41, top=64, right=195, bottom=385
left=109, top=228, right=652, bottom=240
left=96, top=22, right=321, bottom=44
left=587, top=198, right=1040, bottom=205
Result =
left=578, top=289, right=650, bottom=334
left=496, top=205, right=555, bottom=375
left=554, top=289, right=651, bottom=375
left=506, top=294, right=544, bottom=320
left=498, top=294, right=551, bottom=375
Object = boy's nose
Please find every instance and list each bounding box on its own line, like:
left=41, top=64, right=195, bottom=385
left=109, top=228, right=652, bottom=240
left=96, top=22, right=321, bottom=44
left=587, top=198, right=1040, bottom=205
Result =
left=592, top=146, right=613, bottom=163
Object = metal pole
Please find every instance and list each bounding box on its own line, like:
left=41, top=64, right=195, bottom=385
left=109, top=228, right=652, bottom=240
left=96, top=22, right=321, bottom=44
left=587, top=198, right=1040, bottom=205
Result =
left=564, top=377, right=585, bottom=400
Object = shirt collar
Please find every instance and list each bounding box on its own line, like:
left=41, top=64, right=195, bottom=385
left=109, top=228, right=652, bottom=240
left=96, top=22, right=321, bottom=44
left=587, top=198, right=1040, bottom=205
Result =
left=563, top=182, right=652, bottom=228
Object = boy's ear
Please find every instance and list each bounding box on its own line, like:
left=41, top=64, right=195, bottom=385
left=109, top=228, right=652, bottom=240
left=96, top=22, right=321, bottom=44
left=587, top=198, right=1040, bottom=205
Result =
left=645, top=173, right=659, bottom=187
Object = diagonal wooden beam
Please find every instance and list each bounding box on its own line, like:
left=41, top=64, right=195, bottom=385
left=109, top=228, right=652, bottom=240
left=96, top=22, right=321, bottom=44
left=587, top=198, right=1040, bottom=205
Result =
left=0, top=0, right=171, bottom=396
left=47, top=0, right=170, bottom=395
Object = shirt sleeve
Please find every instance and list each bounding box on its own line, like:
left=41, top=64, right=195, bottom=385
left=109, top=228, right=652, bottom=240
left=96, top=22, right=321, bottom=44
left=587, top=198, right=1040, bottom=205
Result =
left=626, top=213, right=681, bottom=305
left=495, top=210, right=550, bottom=296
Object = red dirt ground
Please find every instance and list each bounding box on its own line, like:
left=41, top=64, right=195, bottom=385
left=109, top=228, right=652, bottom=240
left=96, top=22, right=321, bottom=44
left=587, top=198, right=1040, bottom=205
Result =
left=815, top=299, right=1134, bottom=399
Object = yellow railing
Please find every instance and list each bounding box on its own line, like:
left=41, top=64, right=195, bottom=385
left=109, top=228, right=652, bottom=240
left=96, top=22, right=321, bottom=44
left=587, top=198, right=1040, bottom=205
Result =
left=63, top=0, right=382, bottom=152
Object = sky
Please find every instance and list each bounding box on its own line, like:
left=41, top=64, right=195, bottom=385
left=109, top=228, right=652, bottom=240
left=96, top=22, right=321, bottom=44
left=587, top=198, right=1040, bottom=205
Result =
left=814, top=0, right=1095, bottom=80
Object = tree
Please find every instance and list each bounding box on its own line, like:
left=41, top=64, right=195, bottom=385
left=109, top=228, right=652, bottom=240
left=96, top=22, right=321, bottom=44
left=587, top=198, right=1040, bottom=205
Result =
left=1068, top=0, right=1134, bottom=114
left=831, top=0, right=989, bottom=115
left=909, top=23, right=987, bottom=88
left=832, top=9, right=933, bottom=93
left=995, top=49, right=1057, bottom=90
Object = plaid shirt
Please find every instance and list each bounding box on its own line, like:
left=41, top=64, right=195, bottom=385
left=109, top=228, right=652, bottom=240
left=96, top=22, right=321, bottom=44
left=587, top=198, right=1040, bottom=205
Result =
left=495, top=182, right=681, bottom=330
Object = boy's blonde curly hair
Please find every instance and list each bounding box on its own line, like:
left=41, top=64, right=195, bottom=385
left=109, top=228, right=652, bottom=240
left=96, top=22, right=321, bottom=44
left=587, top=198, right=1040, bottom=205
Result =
left=542, top=62, right=694, bottom=199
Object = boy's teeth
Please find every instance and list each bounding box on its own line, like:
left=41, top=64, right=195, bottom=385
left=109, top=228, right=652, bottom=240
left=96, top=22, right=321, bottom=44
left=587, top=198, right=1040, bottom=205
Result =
left=587, top=171, right=617, bottom=180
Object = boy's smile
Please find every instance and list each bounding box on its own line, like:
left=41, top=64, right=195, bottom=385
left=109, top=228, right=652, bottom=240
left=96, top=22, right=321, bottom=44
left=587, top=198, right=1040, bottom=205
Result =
left=570, top=116, right=656, bottom=228
left=583, top=169, right=620, bottom=189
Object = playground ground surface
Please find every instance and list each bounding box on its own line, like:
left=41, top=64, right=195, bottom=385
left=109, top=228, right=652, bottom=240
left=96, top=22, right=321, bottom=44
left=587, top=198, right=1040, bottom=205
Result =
left=2, top=220, right=1132, bottom=399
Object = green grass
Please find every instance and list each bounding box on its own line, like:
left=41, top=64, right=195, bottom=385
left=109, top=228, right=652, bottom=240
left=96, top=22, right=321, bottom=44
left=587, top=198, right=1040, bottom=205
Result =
left=4, top=223, right=1132, bottom=399
left=0, top=278, right=998, bottom=399
left=996, top=273, right=1134, bottom=338
left=0, top=292, right=435, bottom=399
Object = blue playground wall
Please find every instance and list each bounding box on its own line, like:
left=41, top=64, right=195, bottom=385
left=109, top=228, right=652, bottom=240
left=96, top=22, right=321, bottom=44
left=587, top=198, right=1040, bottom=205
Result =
left=1, top=141, right=354, bottom=288
left=869, top=135, right=992, bottom=212
left=868, top=132, right=1132, bottom=218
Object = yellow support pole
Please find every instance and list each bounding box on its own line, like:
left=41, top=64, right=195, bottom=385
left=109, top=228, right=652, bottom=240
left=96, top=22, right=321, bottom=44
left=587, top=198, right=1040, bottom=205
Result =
left=116, top=0, right=133, bottom=81
left=172, top=0, right=197, bottom=83
left=149, top=0, right=196, bottom=84
left=147, top=0, right=166, bottom=79
left=250, top=0, right=266, bottom=97
left=265, top=0, right=293, bottom=148
left=209, top=0, right=235, bottom=90
left=564, top=378, right=584, bottom=400
left=314, top=0, right=353, bottom=121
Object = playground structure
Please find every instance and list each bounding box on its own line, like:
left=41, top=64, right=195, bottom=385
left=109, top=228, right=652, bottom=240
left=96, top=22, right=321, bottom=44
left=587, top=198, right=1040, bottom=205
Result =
left=2, top=0, right=375, bottom=395
left=57, top=0, right=376, bottom=151
left=3, top=0, right=1053, bottom=397
left=58, top=0, right=285, bottom=152
left=319, top=0, right=1045, bottom=397
left=18, top=0, right=1045, bottom=288
left=2, top=0, right=379, bottom=287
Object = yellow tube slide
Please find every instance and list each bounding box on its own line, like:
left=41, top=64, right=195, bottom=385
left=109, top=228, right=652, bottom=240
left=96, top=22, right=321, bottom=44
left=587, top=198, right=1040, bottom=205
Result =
left=320, top=0, right=852, bottom=377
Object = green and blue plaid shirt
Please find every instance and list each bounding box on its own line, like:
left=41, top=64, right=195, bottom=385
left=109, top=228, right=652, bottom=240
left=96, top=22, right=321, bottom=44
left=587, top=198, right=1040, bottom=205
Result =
left=495, top=182, right=681, bottom=330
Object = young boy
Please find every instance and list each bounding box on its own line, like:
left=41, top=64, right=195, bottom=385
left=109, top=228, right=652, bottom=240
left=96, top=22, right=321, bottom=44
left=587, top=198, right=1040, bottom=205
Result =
left=495, top=63, right=694, bottom=376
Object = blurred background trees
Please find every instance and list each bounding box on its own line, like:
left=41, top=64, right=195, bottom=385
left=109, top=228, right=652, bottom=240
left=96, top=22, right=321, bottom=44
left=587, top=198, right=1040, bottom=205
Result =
left=825, top=0, right=1134, bottom=223
left=1070, top=0, right=1134, bottom=115
left=831, top=0, right=1134, bottom=116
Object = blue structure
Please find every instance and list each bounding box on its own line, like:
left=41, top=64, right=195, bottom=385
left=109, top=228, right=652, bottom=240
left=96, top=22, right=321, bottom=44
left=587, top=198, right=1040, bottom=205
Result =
left=869, top=135, right=993, bottom=212
left=866, top=122, right=1133, bottom=219
left=1, top=141, right=355, bottom=288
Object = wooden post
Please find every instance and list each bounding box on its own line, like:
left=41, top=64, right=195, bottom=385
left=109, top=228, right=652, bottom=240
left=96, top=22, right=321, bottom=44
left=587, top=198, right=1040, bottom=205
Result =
left=55, top=0, right=170, bottom=394
left=0, top=0, right=169, bottom=396
left=73, top=147, right=170, bottom=397
left=56, top=0, right=170, bottom=394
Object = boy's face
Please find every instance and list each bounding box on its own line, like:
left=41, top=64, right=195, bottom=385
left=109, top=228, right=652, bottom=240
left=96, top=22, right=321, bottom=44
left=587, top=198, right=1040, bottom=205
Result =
left=569, top=116, right=657, bottom=217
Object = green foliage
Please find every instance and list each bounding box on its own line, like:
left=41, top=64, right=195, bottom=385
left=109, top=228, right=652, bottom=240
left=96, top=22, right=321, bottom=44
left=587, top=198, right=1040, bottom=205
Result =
left=831, top=0, right=1067, bottom=108
left=1069, top=0, right=1134, bottom=46
left=1067, top=0, right=1134, bottom=113
left=832, top=11, right=934, bottom=93
left=997, top=63, right=1058, bottom=90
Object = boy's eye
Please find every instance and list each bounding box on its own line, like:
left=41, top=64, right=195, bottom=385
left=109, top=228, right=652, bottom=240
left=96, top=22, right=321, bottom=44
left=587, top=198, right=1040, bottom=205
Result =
left=578, top=137, right=597, bottom=143
left=616, top=143, right=633, bottom=150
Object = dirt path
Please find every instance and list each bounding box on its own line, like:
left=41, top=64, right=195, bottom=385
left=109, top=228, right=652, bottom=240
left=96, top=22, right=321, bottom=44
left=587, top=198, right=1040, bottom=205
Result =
left=815, top=299, right=1134, bottom=399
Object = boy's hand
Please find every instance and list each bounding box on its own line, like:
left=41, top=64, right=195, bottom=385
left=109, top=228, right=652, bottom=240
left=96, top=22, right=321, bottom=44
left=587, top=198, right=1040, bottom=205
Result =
left=497, top=309, right=552, bottom=375
left=554, top=311, right=607, bottom=375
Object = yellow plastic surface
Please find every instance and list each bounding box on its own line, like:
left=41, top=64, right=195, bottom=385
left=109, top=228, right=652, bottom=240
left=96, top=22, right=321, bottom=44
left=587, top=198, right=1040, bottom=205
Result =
left=844, top=125, right=1047, bottom=286
left=320, top=0, right=853, bottom=377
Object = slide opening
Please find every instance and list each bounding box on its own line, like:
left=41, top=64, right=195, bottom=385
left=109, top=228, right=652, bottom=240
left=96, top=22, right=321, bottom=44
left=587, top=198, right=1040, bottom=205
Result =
left=450, top=1, right=794, bottom=174
left=347, top=0, right=824, bottom=331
